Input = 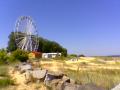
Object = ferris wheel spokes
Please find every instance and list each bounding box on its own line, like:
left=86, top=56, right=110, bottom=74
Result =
left=14, top=16, right=39, bottom=51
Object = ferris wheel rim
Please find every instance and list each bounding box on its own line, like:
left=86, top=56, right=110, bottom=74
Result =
left=14, top=16, right=39, bottom=51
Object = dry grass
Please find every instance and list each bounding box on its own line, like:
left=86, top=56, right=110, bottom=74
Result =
left=1, top=57, right=120, bottom=90
left=63, top=69, right=120, bottom=90
left=40, top=57, right=120, bottom=90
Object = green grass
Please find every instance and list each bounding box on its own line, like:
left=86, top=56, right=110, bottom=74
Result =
left=64, top=69, right=120, bottom=90
left=0, top=65, right=14, bottom=88
left=0, top=66, right=9, bottom=77
left=0, top=77, right=14, bottom=88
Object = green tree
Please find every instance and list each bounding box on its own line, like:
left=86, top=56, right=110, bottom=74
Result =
left=38, top=37, right=67, bottom=56
left=7, top=32, right=67, bottom=56
left=7, top=32, right=17, bottom=52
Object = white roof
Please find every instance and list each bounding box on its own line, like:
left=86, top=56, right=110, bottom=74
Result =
left=42, top=53, right=61, bottom=55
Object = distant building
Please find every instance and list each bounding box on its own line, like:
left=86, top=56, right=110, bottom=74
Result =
left=42, top=53, right=61, bottom=58
left=28, top=51, right=42, bottom=59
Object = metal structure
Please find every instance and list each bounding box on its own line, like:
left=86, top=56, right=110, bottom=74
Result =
left=14, top=16, right=39, bottom=51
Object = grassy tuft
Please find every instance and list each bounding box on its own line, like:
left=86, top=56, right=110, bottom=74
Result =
left=0, top=78, right=14, bottom=88
left=0, top=65, right=14, bottom=88
left=0, top=66, right=8, bottom=77
left=64, top=69, right=120, bottom=90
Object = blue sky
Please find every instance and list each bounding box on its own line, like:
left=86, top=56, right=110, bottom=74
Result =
left=0, top=0, right=120, bottom=56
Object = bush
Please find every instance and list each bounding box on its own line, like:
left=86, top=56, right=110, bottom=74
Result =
left=0, top=49, right=8, bottom=64
left=70, top=54, right=77, bottom=57
left=11, top=49, right=28, bottom=62
left=78, top=54, right=85, bottom=57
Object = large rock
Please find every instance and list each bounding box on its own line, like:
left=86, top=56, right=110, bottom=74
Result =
left=56, top=80, right=64, bottom=90
left=50, top=79, right=62, bottom=90
left=24, top=70, right=32, bottom=84
left=44, top=72, right=64, bottom=86
left=24, top=69, right=47, bottom=83
left=70, top=78, right=76, bottom=84
left=63, top=83, right=82, bottom=90
left=62, top=76, right=70, bottom=83
left=19, top=63, right=32, bottom=73
left=111, top=83, right=120, bottom=90
left=44, top=79, right=64, bottom=90
left=31, top=69, right=47, bottom=80
left=45, top=72, right=64, bottom=81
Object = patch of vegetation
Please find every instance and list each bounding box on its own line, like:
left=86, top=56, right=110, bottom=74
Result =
left=0, top=66, right=8, bottom=77
left=0, top=65, right=14, bottom=88
left=10, top=49, right=28, bottom=62
left=64, top=69, right=120, bottom=90
left=0, top=78, right=14, bottom=88
left=0, top=49, right=8, bottom=64
left=69, top=54, right=78, bottom=57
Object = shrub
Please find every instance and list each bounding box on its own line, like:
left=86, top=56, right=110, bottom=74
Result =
left=69, top=54, right=77, bottom=57
left=0, top=49, right=8, bottom=64
left=78, top=54, right=85, bottom=57
left=8, top=55, right=16, bottom=62
left=11, top=49, right=28, bottom=62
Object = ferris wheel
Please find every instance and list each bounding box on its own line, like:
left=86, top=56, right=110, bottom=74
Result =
left=14, top=16, right=39, bottom=51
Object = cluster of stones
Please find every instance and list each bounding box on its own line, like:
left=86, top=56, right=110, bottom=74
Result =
left=12, top=62, right=105, bottom=90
